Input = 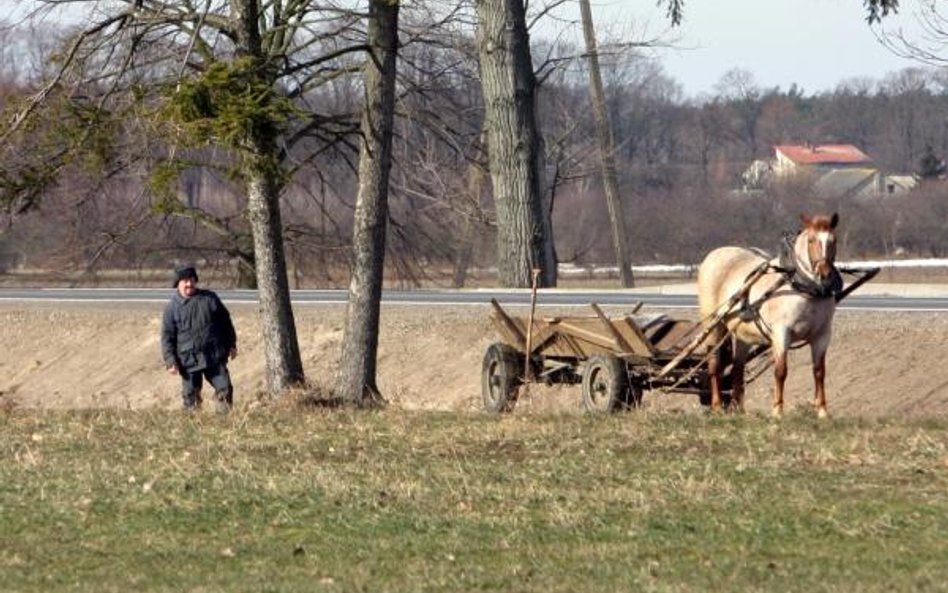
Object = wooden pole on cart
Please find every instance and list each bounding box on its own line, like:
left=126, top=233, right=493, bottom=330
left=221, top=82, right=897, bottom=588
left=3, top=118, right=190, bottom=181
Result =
left=835, top=267, right=880, bottom=302
left=523, top=268, right=541, bottom=384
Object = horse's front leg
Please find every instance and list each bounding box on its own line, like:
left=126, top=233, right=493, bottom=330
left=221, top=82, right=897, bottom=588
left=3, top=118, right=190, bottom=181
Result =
left=811, top=334, right=832, bottom=419
left=771, top=334, right=790, bottom=418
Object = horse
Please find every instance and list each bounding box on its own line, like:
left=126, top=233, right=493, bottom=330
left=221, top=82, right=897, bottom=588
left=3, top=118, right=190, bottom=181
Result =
left=696, top=213, right=842, bottom=418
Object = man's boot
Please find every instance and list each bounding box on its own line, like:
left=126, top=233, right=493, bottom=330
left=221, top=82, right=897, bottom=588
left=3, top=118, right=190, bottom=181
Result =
left=215, top=388, right=233, bottom=414
left=183, top=389, right=203, bottom=411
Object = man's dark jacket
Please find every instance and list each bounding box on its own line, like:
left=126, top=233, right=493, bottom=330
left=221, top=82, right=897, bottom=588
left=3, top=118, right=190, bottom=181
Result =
left=161, top=289, right=237, bottom=372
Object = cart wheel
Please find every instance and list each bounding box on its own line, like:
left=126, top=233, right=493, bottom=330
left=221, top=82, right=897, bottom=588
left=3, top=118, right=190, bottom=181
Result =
left=482, top=342, right=524, bottom=413
left=581, top=354, right=640, bottom=413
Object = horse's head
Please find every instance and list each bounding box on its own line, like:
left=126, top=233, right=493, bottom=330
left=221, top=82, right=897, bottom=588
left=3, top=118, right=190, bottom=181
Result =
left=797, top=212, right=839, bottom=280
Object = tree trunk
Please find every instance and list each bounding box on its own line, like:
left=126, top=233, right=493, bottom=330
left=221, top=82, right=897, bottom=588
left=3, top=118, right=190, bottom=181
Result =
left=246, top=145, right=305, bottom=393
left=334, top=0, right=399, bottom=407
left=232, top=234, right=257, bottom=289
left=475, top=0, right=556, bottom=288
left=579, top=0, right=634, bottom=288
left=229, top=0, right=305, bottom=394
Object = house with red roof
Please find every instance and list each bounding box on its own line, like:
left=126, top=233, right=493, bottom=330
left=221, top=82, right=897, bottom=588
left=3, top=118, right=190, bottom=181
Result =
left=772, top=144, right=873, bottom=177
left=739, top=143, right=915, bottom=199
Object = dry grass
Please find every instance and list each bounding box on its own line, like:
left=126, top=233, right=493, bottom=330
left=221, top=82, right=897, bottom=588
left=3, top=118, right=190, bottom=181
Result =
left=1, top=407, right=947, bottom=592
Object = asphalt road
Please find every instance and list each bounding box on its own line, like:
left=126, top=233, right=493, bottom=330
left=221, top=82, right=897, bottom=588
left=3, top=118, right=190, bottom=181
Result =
left=1, top=287, right=948, bottom=312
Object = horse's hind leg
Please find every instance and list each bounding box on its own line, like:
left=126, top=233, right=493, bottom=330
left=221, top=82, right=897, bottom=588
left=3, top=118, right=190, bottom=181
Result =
left=730, top=337, right=750, bottom=413
left=705, top=325, right=726, bottom=412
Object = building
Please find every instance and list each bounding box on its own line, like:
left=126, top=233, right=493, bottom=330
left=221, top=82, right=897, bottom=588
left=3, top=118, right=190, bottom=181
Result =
left=772, top=144, right=872, bottom=177
left=739, top=143, right=915, bottom=199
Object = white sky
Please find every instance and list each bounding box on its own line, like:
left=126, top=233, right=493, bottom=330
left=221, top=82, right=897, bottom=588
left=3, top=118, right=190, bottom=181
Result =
left=0, top=0, right=934, bottom=98
left=556, top=0, right=931, bottom=97
left=0, top=0, right=41, bottom=21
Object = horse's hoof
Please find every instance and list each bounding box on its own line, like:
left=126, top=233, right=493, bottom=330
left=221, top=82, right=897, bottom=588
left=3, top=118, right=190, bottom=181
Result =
left=817, top=408, right=829, bottom=420
left=771, top=407, right=783, bottom=419
left=724, top=400, right=743, bottom=414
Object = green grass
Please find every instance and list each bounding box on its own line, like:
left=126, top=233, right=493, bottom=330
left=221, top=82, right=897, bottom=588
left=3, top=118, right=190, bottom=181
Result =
left=1, top=408, right=946, bottom=592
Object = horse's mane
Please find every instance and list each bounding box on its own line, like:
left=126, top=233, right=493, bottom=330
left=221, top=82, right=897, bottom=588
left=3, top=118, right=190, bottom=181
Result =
left=807, top=214, right=837, bottom=231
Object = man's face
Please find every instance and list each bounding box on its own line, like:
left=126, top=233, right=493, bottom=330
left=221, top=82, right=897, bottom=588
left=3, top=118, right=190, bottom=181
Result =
left=177, top=276, right=197, bottom=298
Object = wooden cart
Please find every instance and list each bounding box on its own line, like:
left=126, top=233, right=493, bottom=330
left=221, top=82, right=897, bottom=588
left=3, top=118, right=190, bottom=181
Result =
left=483, top=300, right=723, bottom=413
left=482, top=266, right=880, bottom=414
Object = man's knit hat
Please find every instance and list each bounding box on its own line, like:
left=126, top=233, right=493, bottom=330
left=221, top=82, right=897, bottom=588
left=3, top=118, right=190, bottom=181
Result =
left=172, top=265, right=198, bottom=287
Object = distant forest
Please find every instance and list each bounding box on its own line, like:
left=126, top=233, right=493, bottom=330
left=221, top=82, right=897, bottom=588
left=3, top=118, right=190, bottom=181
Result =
left=2, top=14, right=948, bottom=286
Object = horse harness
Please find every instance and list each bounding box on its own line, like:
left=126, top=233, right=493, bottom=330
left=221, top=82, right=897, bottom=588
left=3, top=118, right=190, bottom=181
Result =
left=776, top=231, right=843, bottom=299
left=730, top=232, right=843, bottom=345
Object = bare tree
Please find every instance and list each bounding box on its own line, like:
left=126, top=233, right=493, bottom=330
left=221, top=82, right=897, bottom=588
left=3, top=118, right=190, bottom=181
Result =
left=334, top=0, right=399, bottom=407
left=475, top=0, right=556, bottom=287
left=578, top=0, right=633, bottom=287
left=172, top=0, right=305, bottom=393
left=878, top=1, right=948, bottom=66
left=0, top=1, right=377, bottom=394
left=713, top=68, right=765, bottom=158
left=385, top=20, right=492, bottom=288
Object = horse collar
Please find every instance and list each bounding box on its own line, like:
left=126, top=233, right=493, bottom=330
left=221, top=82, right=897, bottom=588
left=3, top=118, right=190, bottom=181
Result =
left=777, top=232, right=843, bottom=299
left=790, top=270, right=842, bottom=299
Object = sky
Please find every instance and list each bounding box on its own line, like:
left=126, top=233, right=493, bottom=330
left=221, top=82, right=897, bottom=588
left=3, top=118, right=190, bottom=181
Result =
left=556, top=0, right=931, bottom=98
left=0, top=0, right=934, bottom=98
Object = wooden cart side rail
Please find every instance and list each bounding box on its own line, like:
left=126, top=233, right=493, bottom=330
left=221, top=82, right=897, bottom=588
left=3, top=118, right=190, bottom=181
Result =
left=526, top=328, right=559, bottom=355
left=590, top=303, right=635, bottom=354
left=551, top=320, right=620, bottom=353
left=647, top=319, right=701, bottom=354
left=548, top=320, right=656, bottom=361
left=621, top=315, right=660, bottom=357
left=586, top=303, right=659, bottom=357
left=489, top=298, right=526, bottom=350
left=489, top=298, right=562, bottom=355
left=556, top=331, right=590, bottom=360
left=491, top=299, right=657, bottom=358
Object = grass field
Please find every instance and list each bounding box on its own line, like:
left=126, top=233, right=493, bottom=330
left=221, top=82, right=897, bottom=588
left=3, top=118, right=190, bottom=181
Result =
left=1, top=407, right=946, bottom=592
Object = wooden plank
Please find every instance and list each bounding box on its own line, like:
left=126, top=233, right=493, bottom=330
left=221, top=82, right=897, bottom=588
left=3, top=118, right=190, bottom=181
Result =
left=620, top=315, right=660, bottom=357
left=526, top=325, right=558, bottom=355
left=555, top=320, right=622, bottom=352
left=649, top=320, right=698, bottom=353
left=558, top=332, right=587, bottom=358
left=489, top=299, right=526, bottom=350
left=590, top=302, right=634, bottom=353
left=587, top=303, right=659, bottom=357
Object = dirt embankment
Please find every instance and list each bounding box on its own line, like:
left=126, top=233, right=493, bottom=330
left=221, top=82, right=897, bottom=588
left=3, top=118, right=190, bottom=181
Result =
left=2, top=301, right=947, bottom=419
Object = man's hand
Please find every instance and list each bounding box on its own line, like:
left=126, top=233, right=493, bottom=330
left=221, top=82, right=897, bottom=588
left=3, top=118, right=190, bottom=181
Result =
left=229, top=347, right=238, bottom=361
left=166, top=364, right=178, bottom=375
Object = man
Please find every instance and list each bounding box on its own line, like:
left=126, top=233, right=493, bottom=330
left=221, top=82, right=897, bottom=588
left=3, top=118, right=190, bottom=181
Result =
left=161, top=265, right=238, bottom=412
